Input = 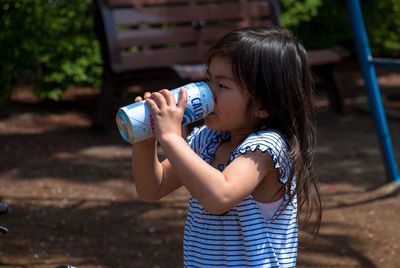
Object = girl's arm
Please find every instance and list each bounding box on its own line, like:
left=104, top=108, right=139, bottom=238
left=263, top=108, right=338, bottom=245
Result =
left=132, top=139, right=182, bottom=202
left=159, top=135, right=274, bottom=214
left=147, top=90, right=275, bottom=214
left=131, top=94, right=182, bottom=202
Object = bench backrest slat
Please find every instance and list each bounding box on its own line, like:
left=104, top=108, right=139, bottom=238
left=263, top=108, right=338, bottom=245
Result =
left=117, top=20, right=275, bottom=49
left=119, top=47, right=208, bottom=71
left=113, top=3, right=271, bottom=25
left=107, top=0, right=190, bottom=7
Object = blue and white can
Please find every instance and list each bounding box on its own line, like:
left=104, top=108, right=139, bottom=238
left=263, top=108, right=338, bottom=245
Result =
left=116, top=82, right=215, bottom=144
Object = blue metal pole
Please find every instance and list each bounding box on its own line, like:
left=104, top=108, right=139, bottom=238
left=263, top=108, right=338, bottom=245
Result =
left=371, top=58, right=400, bottom=68
left=346, top=0, right=399, bottom=183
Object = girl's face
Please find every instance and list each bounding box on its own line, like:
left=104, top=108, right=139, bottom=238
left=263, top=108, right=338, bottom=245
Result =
left=205, top=56, right=262, bottom=134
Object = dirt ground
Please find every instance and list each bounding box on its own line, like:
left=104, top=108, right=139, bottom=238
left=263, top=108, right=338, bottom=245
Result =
left=0, top=66, right=399, bottom=267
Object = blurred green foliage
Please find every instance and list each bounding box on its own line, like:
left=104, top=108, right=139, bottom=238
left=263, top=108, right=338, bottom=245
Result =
left=282, top=0, right=400, bottom=56
left=280, top=0, right=321, bottom=28
left=0, top=0, right=399, bottom=103
left=0, top=0, right=101, bottom=102
left=361, top=0, right=400, bottom=56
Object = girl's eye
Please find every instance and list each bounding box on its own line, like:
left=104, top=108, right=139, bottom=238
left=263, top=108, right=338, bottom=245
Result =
left=219, top=83, right=229, bottom=89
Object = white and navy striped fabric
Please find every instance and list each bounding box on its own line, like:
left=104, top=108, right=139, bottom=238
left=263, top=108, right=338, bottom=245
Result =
left=184, top=126, right=297, bottom=268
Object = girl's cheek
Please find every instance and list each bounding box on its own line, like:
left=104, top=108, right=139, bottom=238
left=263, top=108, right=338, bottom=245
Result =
left=209, top=84, right=217, bottom=98
left=211, top=88, right=218, bottom=102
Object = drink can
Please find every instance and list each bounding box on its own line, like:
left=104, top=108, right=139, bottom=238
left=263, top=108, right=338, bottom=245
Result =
left=116, top=81, right=214, bottom=144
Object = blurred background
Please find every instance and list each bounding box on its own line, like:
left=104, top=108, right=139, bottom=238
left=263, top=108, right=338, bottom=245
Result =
left=0, top=0, right=399, bottom=267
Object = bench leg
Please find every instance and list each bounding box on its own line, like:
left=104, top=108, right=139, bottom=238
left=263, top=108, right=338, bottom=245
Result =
left=313, top=65, right=344, bottom=113
left=92, top=78, right=117, bottom=131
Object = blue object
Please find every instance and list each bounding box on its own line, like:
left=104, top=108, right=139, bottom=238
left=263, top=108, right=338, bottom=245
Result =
left=346, top=0, right=400, bottom=183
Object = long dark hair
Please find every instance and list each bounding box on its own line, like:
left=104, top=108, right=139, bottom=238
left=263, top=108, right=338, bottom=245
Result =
left=206, top=26, right=322, bottom=236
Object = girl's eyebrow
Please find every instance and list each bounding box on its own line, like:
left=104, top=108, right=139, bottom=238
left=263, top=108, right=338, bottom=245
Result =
left=206, top=70, right=234, bottom=81
left=217, top=75, right=234, bottom=81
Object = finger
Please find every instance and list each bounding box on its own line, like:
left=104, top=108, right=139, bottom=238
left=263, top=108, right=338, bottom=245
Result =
left=177, top=88, right=188, bottom=111
left=135, top=91, right=152, bottom=102
left=143, top=92, right=152, bottom=100
left=146, top=98, right=160, bottom=114
left=159, top=89, right=175, bottom=106
left=150, top=92, right=167, bottom=108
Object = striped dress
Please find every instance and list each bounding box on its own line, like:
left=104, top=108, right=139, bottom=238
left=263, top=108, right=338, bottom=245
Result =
left=184, top=126, right=297, bottom=268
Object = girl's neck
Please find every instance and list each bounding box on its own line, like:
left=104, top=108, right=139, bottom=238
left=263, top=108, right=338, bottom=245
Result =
left=227, top=127, right=256, bottom=147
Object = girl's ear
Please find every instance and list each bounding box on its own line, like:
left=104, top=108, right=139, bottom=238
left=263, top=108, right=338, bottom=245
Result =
left=254, top=100, right=269, bottom=119
left=255, top=108, right=269, bottom=119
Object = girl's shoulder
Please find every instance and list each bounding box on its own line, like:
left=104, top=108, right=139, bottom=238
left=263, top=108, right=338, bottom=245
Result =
left=237, top=128, right=288, bottom=153
left=232, top=128, right=291, bottom=184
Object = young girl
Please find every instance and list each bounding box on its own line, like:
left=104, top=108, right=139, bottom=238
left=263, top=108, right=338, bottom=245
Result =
left=132, top=26, right=322, bottom=267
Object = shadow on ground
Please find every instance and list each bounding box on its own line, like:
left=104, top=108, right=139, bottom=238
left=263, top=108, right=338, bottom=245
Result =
left=0, top=85, right=399, bottom=267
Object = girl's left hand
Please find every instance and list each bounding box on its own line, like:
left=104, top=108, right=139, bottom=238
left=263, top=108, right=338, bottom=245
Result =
left=146, top=89, right=188, bottom=142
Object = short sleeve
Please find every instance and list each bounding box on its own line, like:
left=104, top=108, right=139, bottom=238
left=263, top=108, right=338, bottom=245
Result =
left=186, top=126, right=203, bottom=153
left=230, top=130, right=292, bottom=185
left=186, top=126, right=215, bottom=155
left=186, top=126, right=230, bottom=162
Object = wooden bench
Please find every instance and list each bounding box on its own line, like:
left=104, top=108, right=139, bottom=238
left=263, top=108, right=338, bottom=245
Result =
left=93, top=0, right=349, bottom=129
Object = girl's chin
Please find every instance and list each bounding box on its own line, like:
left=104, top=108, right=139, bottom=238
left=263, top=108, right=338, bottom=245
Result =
left=204, top=116, right=214, bottom=126
left=204, top=117, right=223, bottom=131
left=204, top=115, right=215, bottom=124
